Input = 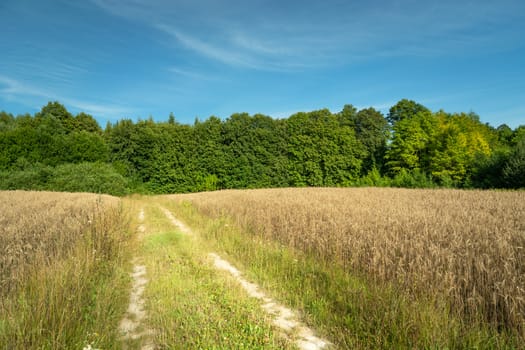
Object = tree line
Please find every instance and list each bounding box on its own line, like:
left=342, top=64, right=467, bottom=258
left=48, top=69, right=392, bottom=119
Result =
left=0, top=100, right=523, bottom=195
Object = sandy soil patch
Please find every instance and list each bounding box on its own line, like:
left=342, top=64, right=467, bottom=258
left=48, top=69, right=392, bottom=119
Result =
left=209, top=253, right=330, bottom=350
left=119, top=209, right=155, bottom=350
left=161, top=206, right=330, bottom=349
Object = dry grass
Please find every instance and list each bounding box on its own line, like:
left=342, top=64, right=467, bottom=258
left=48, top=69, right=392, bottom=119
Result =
left=0, top=190, right=129, bottom=349
left=169, top=187, right=525, bottom=339
left=0, top=190, right=122, bottom=295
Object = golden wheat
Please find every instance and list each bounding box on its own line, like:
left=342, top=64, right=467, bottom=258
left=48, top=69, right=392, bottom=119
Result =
left=0, top=190, right=128, bottom=348
left=0, top=190, right=121, bottom=295
left=168, top=187, right=525, bottom=338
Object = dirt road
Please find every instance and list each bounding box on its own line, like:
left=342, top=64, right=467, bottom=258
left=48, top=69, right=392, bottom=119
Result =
left=121, top=199, right=330, bottom=349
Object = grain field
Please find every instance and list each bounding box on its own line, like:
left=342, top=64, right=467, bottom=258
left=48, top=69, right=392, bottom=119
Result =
left=169, top=187, right=525, bottom=340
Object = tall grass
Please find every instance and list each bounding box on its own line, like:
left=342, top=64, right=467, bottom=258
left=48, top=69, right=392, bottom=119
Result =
left=0, top=191, right=130, bottom=349
left=167, top=188, right=525, bottom=344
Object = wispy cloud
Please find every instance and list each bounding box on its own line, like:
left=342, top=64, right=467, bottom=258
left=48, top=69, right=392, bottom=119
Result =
left=0, top=75, right=50, bottom=99
left=66, top=99, right=133, bottom=120
left=91, top=0, right=525, bottom=72
left=157, top=24, right=257, bottom=68
left=157, top=24, right=310, bottom=71
left=0, top=75, right=133, bottom=120
left=7, top=60, right=89, bottom=87
left=231, top=32, right=294, bottom=56
left=168, top=67, right=218, bottom=81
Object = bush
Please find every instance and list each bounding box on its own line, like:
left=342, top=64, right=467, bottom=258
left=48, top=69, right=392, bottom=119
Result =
left=391, top=168, right=436, bottom=188
left=47, top=162, right=130, bottom=196
left=503, top=138, right=525, bottom=189
left=353, top=167, right=391, bottom=187
left=0, top=162, right=53, bottom=190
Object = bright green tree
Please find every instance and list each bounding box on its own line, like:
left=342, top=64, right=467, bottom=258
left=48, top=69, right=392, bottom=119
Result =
left=385, top=110, right=437, bottom=175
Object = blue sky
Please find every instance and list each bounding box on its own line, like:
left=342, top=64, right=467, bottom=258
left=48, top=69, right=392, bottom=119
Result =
left=1, top=0, right=524, bottom=128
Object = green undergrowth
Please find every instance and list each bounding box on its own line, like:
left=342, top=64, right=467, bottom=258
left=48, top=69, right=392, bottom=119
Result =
left=165, top=198, right=522, bottom=349
left=138, top=201, right=294, bottom=349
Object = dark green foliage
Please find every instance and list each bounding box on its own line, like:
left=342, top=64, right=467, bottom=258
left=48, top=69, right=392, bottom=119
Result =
left=0, top=161, right=129, bottom=196
left=36, top=101, right=76, bottom=133
left=503, top=137, right=525, bottom=188
left=339, top=106, right=389, bottom=174
left=63, top=131, right=109, bottom=163
left=285, top=109, right=364, bottom=186
left=470, top=149, right=509, bottom=188
left=47, top=162, right=129, bottom=196
left=0, top=162, right=53, bottom=190
left=387, top=99, right=430, bottom=125
left=497, top=124, right=514, bottom=144
left=0, top=111, right=15, bottom=131
left=0, top=107, right=107, bottom=170
left=144, top=122, right=194, bottom=193
left=221, top=113, right=288, bottom=188
left=191, top=116, right=230, bottom=190
left=1, top=100, right=523, bottom=194
left=75, top=112, right=103, bottom=133
left=390, top=169, right=436, bottom=188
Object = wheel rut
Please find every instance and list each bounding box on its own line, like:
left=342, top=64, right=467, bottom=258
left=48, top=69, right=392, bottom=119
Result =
left=119, top=208, right=155, bottom=350
left=161, top=206, right=331, bottom=350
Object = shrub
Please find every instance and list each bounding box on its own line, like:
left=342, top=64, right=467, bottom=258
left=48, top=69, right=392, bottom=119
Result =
left=391, top=168, right=436, bottom=188
left=47, top=162, right=129, bottom=196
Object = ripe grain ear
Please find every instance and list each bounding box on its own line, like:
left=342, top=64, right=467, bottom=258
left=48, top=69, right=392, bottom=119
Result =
left=168, top=187, right=525, bottom=341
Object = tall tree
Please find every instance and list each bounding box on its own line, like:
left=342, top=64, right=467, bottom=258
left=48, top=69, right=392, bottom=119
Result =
left=340, top=107, right=389, bottom=174
left=63, top=131, right=109, bottom=163
left=191, top=116, right=228, bottom=190
left=36, top=101, right=77, bottom=133
left=0, top=111, right=15, bottom=131
left=503, top=136, right=525, bottom=188
left=386, top=109, right=437, bottom=175
left=75, top=112, right=102, bottom=133
left=387, top=99, right=430, bottom=125
left=286, top=109, right=364, bottom=186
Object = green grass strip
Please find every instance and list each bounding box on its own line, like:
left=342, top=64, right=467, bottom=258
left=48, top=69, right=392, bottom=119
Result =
left=139, top=202, right=294, bottom=349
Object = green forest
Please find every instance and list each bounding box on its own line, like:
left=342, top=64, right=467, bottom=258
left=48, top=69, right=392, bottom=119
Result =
left=1, top=100, right=524, bottom=195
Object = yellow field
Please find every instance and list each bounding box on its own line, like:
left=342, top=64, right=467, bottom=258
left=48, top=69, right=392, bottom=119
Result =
left=0, top=190, right=121, bottom=295
left=170, top=187, right=525, bottom=338
left=0, top=191, right=127, bottom=348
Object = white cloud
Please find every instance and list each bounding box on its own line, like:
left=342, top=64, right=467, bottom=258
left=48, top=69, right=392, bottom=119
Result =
left=231, top=32, right=294, bottom=56
left=64, top=99, right=132, bottom=119
left=168, top=67, right=220, bottom=81
left=90, top=0, right=525, bottom=72
left=0, top=75, right=133, bottom=120
left=0, top=75, right=50, bottom=99
left=157, top=24, right=257, bottom=68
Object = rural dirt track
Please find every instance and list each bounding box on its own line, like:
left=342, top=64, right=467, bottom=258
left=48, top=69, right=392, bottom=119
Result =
left=119, top=209, right=155, bottom=350
left=160, top=205, right=331, bottom=350
left=121, top=202, right=330, bottom=349
left=209, top=253, right=330, bottom=350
